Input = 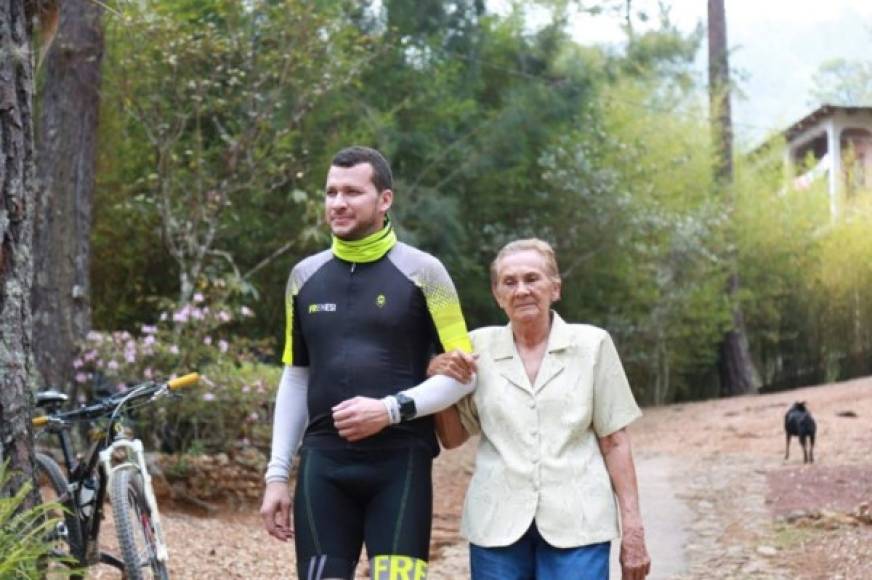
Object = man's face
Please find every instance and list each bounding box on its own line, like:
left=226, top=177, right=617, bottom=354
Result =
left=324, top=163, right=393, bottom=240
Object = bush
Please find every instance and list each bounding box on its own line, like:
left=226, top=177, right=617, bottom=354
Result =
left=0, top=460, right=74, bottom=578
left=73, top=280, right=281, bottom=455
left=145, top=360, right=281, bottom=454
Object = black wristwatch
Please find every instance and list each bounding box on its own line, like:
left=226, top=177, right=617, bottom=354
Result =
left=394, top=393, right=417, bottom=422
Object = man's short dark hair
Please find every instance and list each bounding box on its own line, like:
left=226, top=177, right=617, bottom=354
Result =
left=331, top=146, right=393, bottom=193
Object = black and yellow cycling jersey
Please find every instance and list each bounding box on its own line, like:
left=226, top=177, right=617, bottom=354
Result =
left=282, top=222, right=472, bottom=455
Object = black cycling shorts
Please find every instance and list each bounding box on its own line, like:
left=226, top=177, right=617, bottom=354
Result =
left=293, top=445, right=433, bottom=580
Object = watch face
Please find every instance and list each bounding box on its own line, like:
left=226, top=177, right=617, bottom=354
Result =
left=396, top=394, right=417, bottom=421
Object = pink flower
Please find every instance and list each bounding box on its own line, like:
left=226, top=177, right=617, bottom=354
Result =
left=72, top=358, right=84, bottom=369
left=173, top=304, right=192, bottom=323
left=217, top=310, right=232, bottom=323
left=108, top=360, right=119, bottom=371
left=193, top=292, right=205, bottom=304
left=218, top=339, right=229, bottom=353
left=143, top=335, right=156, bottom=346
left=141, top=324, right=158, bottom=335
left=75, top=372, right=89, bottom=384
left=203, top=336, right=212, bottom=346
left=202, top=393, right=216, bottom=402
left=240, top=306, right=254, bottom=318
left=83, top=350, right=98, bottom=362
left=144, top=367, right=153, bottom=379
left=169, top=344, right=180, bottom=355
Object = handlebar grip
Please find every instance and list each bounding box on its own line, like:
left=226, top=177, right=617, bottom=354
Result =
left=167, top=372, right=200, bottom=390
left=32, top=416, right=49, bottom=427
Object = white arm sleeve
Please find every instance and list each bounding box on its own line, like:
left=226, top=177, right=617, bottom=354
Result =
left=264, top=365, right=309, bottom=483
left=382, top=374, right=476, bottom=424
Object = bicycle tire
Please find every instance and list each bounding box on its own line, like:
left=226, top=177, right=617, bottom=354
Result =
left=34, top=452, right=84, bottom=560
left=110, top=467, right=170, bottom=580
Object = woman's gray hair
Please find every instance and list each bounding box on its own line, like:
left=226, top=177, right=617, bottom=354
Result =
left=490, top=238, right=561, bottom=287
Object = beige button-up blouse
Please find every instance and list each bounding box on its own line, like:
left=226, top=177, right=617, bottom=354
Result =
left=456, top=311, right=642, bottom=548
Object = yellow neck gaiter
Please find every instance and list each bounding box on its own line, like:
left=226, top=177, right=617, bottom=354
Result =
left=331, top=219, right=397, bottom=263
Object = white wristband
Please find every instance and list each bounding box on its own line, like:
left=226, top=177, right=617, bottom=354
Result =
left=382, top=396, right=400, bottom=424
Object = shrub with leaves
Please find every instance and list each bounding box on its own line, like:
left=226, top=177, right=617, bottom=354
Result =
left=0, top=460, right=73, bottom=578
left=73, top=277, right=280, bottom=454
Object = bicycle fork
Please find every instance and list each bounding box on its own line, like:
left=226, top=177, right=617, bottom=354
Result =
left=99, top=438, right=169, bottom=562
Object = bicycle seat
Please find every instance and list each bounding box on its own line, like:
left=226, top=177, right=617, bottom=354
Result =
left=36, top=390, right=69, bottom=408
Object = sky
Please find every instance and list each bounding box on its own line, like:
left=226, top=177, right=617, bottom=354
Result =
left=567, top=0, right=872, bottom=146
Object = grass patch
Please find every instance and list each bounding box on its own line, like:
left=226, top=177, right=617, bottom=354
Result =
left=772, top=522, right=817, bottom=550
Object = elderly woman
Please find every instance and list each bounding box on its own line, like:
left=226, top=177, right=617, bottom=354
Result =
left=432, top=239, right=651, bottom=580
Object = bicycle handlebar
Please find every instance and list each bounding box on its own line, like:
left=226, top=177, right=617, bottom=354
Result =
left=32, top=372, right=199, bottom=427
left=168, top=373, right=199, bottom=390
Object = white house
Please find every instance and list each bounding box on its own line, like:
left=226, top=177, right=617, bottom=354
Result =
left=783, top=105, right=872, bottom=217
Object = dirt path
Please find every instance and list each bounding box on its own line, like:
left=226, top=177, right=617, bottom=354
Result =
left=85, top=378, right=871, bottom=579
left=608, top=454, right=694, bottom=579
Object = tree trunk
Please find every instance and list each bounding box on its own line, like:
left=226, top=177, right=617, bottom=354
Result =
left=708, top=0, right=760, bottom=396
left=33, top=0, right=103, bottom=396
left=0, top=0, right=39, bottom=507
left=707, top=0, right=732, bottom=183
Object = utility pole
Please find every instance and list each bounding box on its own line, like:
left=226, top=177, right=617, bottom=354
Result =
left=708, top=0, right=761, bottom=396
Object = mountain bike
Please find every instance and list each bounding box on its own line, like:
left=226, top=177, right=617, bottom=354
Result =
left=32, top=373, right=200, bottom=580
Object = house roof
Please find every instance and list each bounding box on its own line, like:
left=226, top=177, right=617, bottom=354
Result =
left=784, top=104, right=872, bottom=141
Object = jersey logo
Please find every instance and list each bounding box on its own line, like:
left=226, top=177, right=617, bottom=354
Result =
left=375, top=294, right=387, bottom=308
left=308, top=303, right=336, bottom=314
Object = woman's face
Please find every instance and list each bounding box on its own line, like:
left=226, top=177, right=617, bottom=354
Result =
left=492, top=250, right=561, bottom=325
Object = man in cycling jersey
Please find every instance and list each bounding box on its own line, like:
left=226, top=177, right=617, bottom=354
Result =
left=260, top=146, right=474, bottom=579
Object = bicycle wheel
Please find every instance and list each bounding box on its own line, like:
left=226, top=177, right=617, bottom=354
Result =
left=34, top=452, right=84, bottom=561
left=110, top=467, right=170, bottom=580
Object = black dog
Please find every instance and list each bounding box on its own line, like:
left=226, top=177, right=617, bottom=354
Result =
left=784, top=401, right=816, bottom=463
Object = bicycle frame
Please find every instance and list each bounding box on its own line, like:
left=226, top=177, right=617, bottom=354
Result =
left=39, top=417, right=124, bottom=568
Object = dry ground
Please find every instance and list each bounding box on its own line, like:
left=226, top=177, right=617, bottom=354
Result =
left=83, top=377, right=871, bottom=579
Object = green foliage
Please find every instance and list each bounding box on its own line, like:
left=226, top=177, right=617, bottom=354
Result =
left=814, top=202, right=872, bottom=378
left=94, top=0, right=372, bottom=328
left=539, top=76, right=728, bottom=403
left=86, top=1, right=872, bottom=408
left=809, top=57, right=872, bottom=106
left=0, top=461, right=73, bottom=578
left=734, top=145, right=872, bottom=388
left=158, top=359, right=282, bottom=453
left=734, top=146, right=828, bottom=387
left=75, top=276, right=280, bottom=453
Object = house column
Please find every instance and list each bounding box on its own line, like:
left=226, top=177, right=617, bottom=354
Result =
left=827, top=119, right=842, bottom=218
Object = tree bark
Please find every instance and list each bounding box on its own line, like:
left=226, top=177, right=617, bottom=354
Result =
left=708, top=0, right=760, bottom=396
left=33, top=0, right=103, bottom=396
left=0, top=0, right=39, bottom=507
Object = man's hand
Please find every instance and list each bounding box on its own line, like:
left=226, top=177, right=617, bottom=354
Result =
left=620, top=525, right=651, bottom=580
left=332, top=396, right=390, bottom=441
left=260, top=481, right=294, bottom=542
left=427, top=349, right=477, bottom=382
